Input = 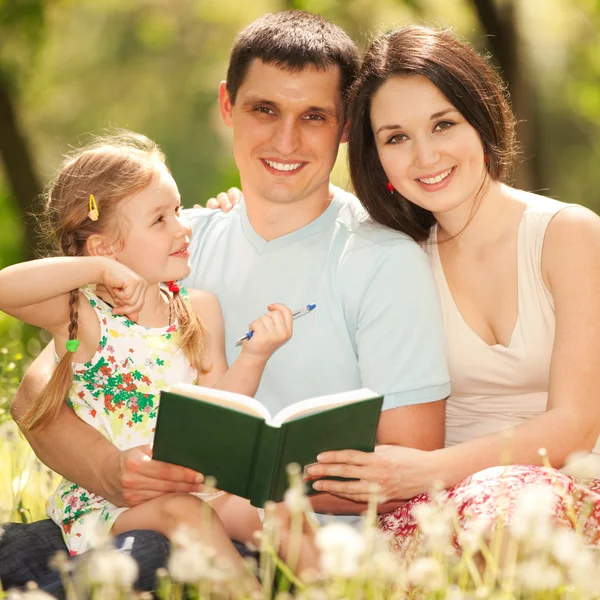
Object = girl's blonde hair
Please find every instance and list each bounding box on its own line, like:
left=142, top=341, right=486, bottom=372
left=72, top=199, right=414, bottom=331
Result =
left=20, top=131, right=211, bottom=431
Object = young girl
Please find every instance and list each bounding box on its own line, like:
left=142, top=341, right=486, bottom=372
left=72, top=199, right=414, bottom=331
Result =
left=0, top=132, right=315, bottom=574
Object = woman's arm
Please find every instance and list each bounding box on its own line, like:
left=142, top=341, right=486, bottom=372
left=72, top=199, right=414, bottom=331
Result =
left=310, top=399, right=445, bottom=512
left=310, top=206, right=600, bottom=501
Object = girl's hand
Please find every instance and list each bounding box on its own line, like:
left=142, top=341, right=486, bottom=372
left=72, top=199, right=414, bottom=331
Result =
left=241, top=303, right=293, bottom=361
left=98, top=259, right=148, bottom=321
left=305, top=445, right=438, bottom=503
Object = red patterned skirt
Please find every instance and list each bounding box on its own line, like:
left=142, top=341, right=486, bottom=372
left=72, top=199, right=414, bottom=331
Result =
left=379, top=465, right=600, bottom=551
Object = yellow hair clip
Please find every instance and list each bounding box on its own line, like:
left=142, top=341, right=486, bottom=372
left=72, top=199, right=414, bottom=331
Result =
left=88, top=194, right=99, bottom=221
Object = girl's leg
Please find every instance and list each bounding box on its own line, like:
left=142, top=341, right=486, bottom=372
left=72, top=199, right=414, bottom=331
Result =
left=211, top=494, right=319, bottom=576
left=111, top=493, right=254, bottom=581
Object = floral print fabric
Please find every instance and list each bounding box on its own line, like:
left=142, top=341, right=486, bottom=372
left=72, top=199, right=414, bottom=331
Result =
left=46, top=286, right=197, bottom=555
left=379, top=465, right=600, bottom=553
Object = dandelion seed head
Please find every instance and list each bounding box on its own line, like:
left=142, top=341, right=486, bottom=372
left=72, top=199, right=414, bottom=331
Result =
left=284, top=484, right=310, bottom=514
left=167, top=546, right=211, bottom=583
left=408, top=557, right=445, bottom=590
left=316, top=522, right=366, bottom=578
left=517, top=558, right=563, bottom=591
left=82, top=547, right=138, bottom=587
left=563, top=451, right=600, bottom=480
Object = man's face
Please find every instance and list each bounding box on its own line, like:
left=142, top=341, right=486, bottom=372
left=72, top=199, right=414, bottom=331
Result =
left=219, top=60, right=348, bottom=207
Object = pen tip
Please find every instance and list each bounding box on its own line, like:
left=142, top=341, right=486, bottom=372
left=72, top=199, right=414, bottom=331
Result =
left=308, top=303, right=316, bottom=310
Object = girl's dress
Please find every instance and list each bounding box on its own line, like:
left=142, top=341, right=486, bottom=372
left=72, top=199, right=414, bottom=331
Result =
left=46, top=286, right=197, bottom=555
left=379, top=196, right=600, bottom=548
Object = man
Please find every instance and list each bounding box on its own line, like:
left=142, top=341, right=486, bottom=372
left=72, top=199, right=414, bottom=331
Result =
left=2, top=10, right=449, bottom=596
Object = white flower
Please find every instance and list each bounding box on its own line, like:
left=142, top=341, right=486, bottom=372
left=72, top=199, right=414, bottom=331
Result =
left=562, top=451, right=600, bottom=480
left=82, top=547, right=138, bottom=587
left=408, top=557, right=446, bottom=590
left=511, top=485, right=556, bottom=547
left=444, top=585, right=467, bottom=600
left=315, top=522, right=366, bottom=578
left=412, top=502, right=454, bottom=551
left=284, top=484, right=310, bottom=514
left=167, top=546, right=212, bottom=583
left=17, top=583, right=55, bottom=599
left=458, top=516, right=492, bottom=553
left=567, top=549, right=600, bottom=594
left=517, top=558, right=563, bottom=591
left=551, top=529, right=582, bottom=566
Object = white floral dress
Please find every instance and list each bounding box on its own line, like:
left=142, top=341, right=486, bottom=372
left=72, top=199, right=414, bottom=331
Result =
left=46, top=286, right=197, bottom=555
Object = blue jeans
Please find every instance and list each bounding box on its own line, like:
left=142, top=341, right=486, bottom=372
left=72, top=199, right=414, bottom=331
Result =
left=0, top=520, right=170, bottom=598
left=1, top=519, right=256, bottom=598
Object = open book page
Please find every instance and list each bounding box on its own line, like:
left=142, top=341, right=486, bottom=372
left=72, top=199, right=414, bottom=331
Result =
left=271, top=387, right=380, bottom=427
left=167, top=383, right=271, bottom=422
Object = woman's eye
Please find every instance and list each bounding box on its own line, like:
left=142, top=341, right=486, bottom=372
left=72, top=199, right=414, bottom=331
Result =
left=434, top=120, right=454, bottom=132
left=387, top=133, right=408, bottom=145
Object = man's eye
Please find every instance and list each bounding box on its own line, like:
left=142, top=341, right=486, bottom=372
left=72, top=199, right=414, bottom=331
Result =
left=304, top=114, right=325, bottom=121
left=256, top=106, right=275, bottom=115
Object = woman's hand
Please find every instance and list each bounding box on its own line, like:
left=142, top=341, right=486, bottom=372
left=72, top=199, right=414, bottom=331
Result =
left=203, top=187, right=243, bottom=212
left=241, top=303, right=293, bottom=362
left=97, top=259, right=148, bottom=321
left=306, top=445, right=439, bottom=502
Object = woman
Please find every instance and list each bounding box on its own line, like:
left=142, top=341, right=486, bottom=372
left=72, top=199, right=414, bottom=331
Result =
left=307, top=25, right=600, bottom=546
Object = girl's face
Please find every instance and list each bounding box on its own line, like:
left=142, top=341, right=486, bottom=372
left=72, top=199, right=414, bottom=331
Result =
left=370, top=74, right=487, bottom=217
left=114, top=164, right=192, bottom=285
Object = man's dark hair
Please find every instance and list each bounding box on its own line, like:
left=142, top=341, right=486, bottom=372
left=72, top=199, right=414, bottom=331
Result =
left=226, top=11, right=360, bottom=114
left=349, top=26, right=518, bottom=242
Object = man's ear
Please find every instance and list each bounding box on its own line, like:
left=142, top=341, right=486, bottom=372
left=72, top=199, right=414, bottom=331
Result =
left=219, top=81, right=234, bottom=129
left=340, top=118, right=350, bottom=144
left=86, top=234, right=117, bottom=258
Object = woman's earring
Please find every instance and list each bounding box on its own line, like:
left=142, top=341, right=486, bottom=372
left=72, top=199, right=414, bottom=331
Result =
left=386, top=181, right=395, bottom=194
left=484, top=153, right=489, bottom=165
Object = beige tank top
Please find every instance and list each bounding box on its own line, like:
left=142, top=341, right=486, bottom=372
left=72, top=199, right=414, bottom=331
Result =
left=425, top=197, right=598, bottom=454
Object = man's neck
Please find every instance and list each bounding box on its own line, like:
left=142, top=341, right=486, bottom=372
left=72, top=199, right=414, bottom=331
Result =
left=243, top=185, right=335, bottom=242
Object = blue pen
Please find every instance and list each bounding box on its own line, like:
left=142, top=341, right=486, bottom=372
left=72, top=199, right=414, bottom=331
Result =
left=234, top=303, right=316, bottom=346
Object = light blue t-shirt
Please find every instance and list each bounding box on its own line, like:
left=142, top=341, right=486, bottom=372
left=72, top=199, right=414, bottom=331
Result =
left=181, top=188, right=450, bottom=417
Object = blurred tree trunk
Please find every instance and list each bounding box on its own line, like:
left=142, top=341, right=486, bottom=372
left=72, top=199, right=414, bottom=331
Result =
left=0, top=75, right=40, bottom=260
left=469, top=0, right=542, bottom=192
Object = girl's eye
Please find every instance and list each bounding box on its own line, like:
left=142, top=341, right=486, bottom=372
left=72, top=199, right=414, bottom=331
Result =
left=175, top=205, right=181, bottom=215
left=434, top=120, right=455, bottom=132
left=153, top=216, right=165, bottom=225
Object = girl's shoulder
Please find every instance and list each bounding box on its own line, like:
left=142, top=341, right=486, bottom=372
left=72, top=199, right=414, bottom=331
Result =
left=183, top=288, right=223, bottom=321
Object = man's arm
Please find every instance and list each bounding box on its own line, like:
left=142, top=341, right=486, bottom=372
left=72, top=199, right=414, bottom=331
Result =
left=12, top=344, right=204, bottom=507
left=309, top=238, right=450, bottom=512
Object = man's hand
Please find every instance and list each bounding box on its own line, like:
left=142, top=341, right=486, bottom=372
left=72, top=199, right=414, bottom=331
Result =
left=109, top=444, right=205, bottom=507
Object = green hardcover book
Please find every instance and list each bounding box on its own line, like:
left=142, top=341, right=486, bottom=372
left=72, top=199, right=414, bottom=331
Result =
left=152, top=384, right=383, bottom=507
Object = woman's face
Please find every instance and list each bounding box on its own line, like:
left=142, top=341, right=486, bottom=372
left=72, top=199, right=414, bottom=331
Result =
left=370, top=74, right=487, bottom=216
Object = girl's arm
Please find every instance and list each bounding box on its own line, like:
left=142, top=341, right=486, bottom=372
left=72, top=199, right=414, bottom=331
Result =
left=189, top=290, right=292, bottom=397
left=310, top=205, right=600, bottom=502
left=0, top=256, right=146, bottom=333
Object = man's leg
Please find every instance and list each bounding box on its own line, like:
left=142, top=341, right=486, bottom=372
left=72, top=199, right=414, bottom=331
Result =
left=0, top=520, right=170, bottom=598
